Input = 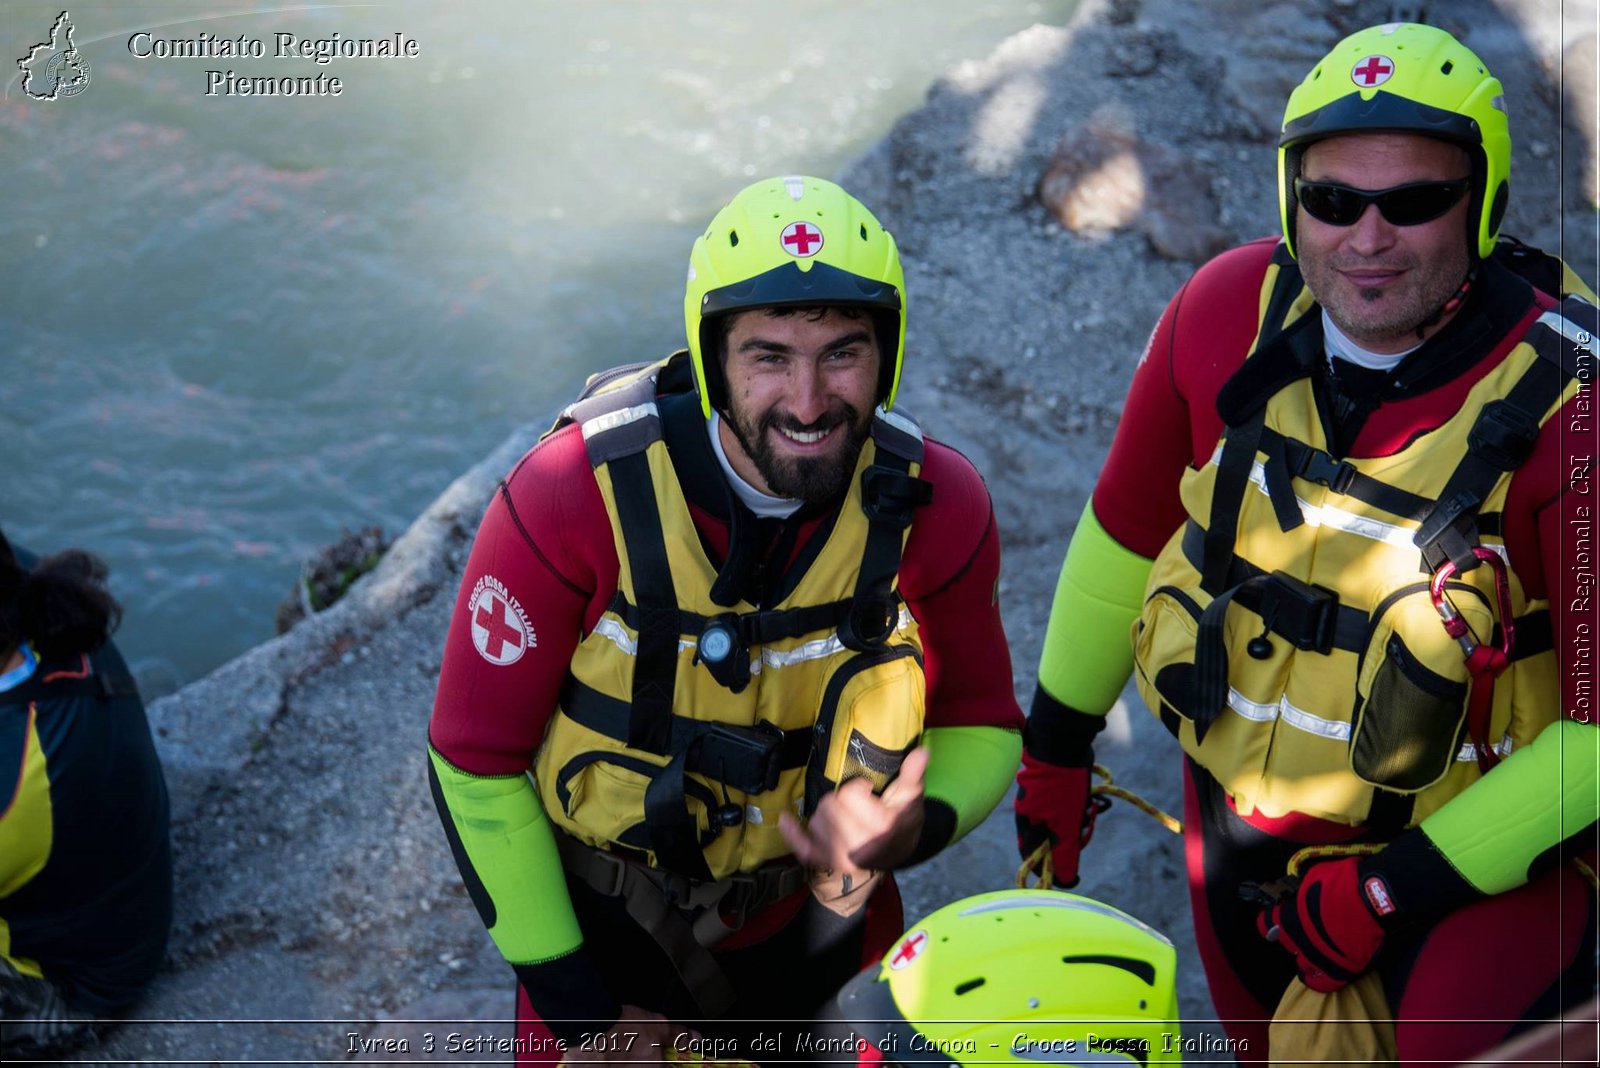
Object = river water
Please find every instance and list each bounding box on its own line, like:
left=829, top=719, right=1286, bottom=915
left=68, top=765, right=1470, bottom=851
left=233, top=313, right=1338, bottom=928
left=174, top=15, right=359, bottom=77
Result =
left=2, top=0, right=1073, bottom=694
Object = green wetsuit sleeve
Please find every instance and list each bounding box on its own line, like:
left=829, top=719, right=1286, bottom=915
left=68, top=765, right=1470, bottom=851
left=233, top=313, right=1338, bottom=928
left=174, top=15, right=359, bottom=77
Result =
left=426, top=746, right=581, bottom=963
left=1037, top=499, right=1156, bottom=713
left=1419, top=719, right=1599, bottom=894
left=921, top=724, right=1023, bottom=844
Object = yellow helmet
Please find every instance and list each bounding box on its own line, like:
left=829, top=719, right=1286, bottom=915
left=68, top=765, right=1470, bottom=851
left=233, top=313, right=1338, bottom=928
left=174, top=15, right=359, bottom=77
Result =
left=684, top=176, right=906, bottom=418
left=1278, top=22, right=1511, bottom=260
left=837, top=890, right=1181, bottom=1066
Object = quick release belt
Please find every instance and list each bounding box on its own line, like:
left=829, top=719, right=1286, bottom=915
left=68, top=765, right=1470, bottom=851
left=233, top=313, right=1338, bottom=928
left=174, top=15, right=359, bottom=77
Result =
left=555, top=829, right=807, bottom=1015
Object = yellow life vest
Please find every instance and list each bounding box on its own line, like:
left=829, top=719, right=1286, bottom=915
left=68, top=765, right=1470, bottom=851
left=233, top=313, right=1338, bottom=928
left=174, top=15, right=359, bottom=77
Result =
left=1132, top=256, right=1595, bottom=830
left=533, top=354, right=932, bottom=880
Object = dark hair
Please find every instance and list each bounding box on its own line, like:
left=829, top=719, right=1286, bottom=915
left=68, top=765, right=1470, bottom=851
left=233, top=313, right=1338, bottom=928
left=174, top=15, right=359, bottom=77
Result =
left=0, top=528, right=123, bottom=660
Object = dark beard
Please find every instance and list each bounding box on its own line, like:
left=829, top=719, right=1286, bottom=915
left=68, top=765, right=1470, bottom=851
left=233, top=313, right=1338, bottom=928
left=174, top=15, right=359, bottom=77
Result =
left=726, top=404, right=870, bottom=505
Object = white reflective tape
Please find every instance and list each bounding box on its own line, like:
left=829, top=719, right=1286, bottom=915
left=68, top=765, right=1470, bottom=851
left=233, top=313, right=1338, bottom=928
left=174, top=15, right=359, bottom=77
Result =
left=580, top=402, right=658, bottom=441
left=1280, top=698, right=1351, bottom=741
left=1227, top=688, right=1280, bottom=722
left=1538, top=308, right=1596, bottom=348
left=595, top=607, right=911, bottom=672
left=877, top=407, right=923, bottom=442
left=592, top=616, right=696, bottom=657
left=1227, top=689, right=1349, bottom=741
left=783, top=176, right=806, bottom=201
left=762, top=633, right=844, bottom=669
left=1226, top=456, right=1509, bottom=561
left=592, top=616, right=637, bottom=655
left=1455, top=735, right=1515, bottom=762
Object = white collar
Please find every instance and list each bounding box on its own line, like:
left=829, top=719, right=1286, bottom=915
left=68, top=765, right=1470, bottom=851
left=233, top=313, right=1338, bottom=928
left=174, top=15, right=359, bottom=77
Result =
left=1322, top=309, right=1421, bottom=371
left=707, top=412, right=802, bottom=519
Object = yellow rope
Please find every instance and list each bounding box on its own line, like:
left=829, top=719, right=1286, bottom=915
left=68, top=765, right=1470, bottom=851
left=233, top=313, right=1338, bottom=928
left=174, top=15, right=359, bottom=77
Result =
left=1091, top=763, right=1183, bottom=836
left=1284, top=843, right=1386, bottom=878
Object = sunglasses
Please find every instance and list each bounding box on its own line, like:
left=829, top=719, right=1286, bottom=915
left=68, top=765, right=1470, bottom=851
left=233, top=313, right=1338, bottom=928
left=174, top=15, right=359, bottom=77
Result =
left=1294, top=177, right=1470, bottom=227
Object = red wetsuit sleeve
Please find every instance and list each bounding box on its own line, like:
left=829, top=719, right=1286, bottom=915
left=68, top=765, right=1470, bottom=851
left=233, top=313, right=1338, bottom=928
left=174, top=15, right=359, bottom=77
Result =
left=429, top=424, right=618, bottom=775
left=1092, top=239, right=1279, bottom=557
left=900, top=440, right=1025, bottom=732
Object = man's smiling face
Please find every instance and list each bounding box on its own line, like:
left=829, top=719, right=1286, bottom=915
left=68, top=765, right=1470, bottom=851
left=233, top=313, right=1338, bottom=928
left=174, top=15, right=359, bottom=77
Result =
left=717, top=306, right=880, bottom=505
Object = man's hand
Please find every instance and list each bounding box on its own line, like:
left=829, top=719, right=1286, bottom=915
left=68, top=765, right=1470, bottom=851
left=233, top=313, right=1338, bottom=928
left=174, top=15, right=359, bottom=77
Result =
left=1257, top=856, right=1390, bottom=992
left=779, top=746, right=928, bottom=904
left=1013, top=752, right=1100, bottom=888
left=562, top=1006, right=698, bottom=1066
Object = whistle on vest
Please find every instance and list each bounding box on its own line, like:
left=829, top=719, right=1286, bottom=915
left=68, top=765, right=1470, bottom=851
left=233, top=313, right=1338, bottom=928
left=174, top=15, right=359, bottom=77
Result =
left=696, top=613, right=752, bottom=693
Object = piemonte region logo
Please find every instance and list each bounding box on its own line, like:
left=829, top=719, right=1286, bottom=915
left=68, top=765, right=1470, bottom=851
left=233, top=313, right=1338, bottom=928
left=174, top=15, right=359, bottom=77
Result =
left=17, top=11, right=91, bottom=101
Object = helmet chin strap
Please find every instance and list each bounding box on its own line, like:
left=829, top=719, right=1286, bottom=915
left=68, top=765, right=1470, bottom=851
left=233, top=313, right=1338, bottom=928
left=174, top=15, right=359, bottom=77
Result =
left=1413, top=263, right=1479, bottom=340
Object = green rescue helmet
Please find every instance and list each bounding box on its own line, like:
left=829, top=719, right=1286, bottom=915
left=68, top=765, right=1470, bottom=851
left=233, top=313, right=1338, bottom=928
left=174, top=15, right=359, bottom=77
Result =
left=684, top=175, right=906, bottom=418
left=837, top=890, right=1181, bottom=1066
left=1278, top=22, right=1511, bottom=260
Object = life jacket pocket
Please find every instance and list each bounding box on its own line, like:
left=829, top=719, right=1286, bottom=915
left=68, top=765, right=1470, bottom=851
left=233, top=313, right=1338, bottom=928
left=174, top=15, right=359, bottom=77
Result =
left=1349, top=581, right=1493, bottom=793
left=1133, top=584, right=1207, bottom=733
left=553, top=749, right=716, bottom=856
left=805, top=645, right=925, bottom=812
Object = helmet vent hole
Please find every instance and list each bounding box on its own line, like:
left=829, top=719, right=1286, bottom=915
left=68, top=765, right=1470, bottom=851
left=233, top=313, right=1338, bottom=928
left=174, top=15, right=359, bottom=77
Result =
left=954, top=979, right=986, bottom=996
left=728, top=230, right=739, bottom=248
left=1441, top=60, right=1454, bottom=75
left=860, top=224, right=868, bottom=240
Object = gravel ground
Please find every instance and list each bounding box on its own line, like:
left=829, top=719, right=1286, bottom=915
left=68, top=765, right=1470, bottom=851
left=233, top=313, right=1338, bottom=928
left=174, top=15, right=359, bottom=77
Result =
left=81, top=0, right=1595, bottom=1064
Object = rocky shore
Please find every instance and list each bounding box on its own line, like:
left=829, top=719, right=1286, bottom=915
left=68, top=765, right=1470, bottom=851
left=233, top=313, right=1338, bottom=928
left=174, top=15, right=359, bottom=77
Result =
left=102, top=0, right=1596, bottom=1062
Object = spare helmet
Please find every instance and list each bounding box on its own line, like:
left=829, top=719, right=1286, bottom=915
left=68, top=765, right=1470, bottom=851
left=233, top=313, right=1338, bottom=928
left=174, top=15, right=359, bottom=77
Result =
left=684, top=175, right=906, bottom=418
left=837, top=889, right=1181, bottom=1066
left=1278, top=22, right=1510, bottom=260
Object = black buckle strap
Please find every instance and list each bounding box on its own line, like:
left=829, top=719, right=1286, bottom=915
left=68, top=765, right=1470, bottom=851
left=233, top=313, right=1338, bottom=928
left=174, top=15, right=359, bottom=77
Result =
left=1254, top=571, right=1339, bottom=654
left=1291, top=445, right=1356, bottom=494
left=1466, top=400, right=1540, bottom=472
left=692, top=720, right=792, bottom=795
left=859, top=465, right=932, bottom=527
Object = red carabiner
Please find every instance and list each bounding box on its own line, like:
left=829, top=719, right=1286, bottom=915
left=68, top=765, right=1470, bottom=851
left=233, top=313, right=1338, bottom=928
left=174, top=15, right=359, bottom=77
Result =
left=1429, top=547, right=1515, bottom=659
left=1430, top=547, right=1516, bottom=773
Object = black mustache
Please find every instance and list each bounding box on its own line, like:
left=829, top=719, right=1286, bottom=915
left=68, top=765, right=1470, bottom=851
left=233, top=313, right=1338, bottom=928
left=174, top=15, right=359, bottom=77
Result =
left=761, top=409, right=853, bottom=435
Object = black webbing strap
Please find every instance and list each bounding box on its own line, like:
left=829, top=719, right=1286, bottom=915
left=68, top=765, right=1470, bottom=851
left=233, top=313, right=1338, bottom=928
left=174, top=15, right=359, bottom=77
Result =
left=643, top=748, right=717, bottom=882
left=842, top=414, right=931, bottom=652
left=605, top=592, right=852, bottom=648
left=1181, top=521, right=1366, bottom=653
left=1202, top=409, right=1267, bottom=595
left=558, top=677, right=812, bottom=794
left=1414, top=299, right=1595, bottom=571
left=1262, top=428, right=1435, bottom=520
left=606, top=449, right=680, bottom=757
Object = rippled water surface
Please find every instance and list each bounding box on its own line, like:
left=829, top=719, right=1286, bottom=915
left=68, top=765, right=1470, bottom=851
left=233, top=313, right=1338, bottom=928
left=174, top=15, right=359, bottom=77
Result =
left=2, top=0, right=1073, bottom=693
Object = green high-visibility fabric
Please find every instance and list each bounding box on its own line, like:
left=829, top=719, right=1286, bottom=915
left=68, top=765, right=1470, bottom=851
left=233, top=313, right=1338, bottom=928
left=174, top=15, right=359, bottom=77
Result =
left=1037, top=500, right=1155, bottom=715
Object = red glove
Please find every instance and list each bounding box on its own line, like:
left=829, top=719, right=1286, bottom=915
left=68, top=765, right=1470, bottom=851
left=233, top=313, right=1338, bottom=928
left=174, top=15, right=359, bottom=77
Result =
left=1257, top=856, right=1392, bottom=992
left=1014, top=753, right=1101, bottom=888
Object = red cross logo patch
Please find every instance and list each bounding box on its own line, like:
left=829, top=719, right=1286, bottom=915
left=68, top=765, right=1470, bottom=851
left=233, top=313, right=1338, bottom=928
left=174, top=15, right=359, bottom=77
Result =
left=468, top=575, right=535, bottom=666
left=889, top=929, right=928, bottom=971
left=780, top=221, right=824, bottom=258
left=1351, top=54, right=1394, bottom=87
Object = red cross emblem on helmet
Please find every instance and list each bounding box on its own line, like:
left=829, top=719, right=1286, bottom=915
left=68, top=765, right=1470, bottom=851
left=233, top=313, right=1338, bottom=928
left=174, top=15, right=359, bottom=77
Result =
left=1350, top=54, right=1394, bottom=87
left=780, top=221, right=824, bottom=257
left=889, top=929, right=928, bottom=971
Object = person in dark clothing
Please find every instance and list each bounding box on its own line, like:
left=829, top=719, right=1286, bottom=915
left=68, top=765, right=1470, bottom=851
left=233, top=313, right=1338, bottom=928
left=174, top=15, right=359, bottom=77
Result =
left=0, top=528, right=172, bottom=1056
